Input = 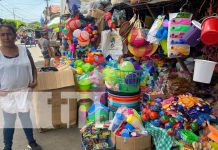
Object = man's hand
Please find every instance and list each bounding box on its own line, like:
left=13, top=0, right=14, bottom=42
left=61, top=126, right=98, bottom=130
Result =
left=28, top=80, right=37, bottom=88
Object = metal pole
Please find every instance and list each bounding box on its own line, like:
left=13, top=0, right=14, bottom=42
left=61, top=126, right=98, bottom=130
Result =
left=13, top=8, right=15, bottom=20
left=45, top=0, right=49, bottom=25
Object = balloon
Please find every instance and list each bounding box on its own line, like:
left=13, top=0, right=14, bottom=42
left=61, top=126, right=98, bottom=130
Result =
left=63, top=28, right=69, bottom=34
left=133, top=62, right=143, bottom=70
left=69, top=44, right=75, bottom=52
left=53, top=28, right=59, bottom=32
left=69, top=19, right=81, bottom=30
left=120, top=61, right=135, bottom=71
left=67, top=40, right=72, bottom=45
left=65, top=30, right=73, bottom=40
left=92, top=30, right=98, bottom=35
left=73, top=29, right=81, bottom=38
left=73, top=37, right=78, bottom=44
left=105, top=12, right=112, bottom=21
left=78, top=31, right=90, bottom=42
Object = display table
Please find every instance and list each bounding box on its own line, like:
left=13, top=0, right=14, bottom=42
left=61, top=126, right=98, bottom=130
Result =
left=32, top=69, right=77, bottom=131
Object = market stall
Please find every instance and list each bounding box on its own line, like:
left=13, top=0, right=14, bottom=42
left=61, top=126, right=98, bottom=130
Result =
left=39, top=0, right=218, bottom=149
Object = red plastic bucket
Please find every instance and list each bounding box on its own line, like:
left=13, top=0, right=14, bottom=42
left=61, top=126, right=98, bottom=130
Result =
left=201, top=17, right=218, bottom=45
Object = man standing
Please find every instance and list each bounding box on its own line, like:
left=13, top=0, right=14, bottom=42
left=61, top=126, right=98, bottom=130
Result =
left=38, top=32, right=52, bottom=67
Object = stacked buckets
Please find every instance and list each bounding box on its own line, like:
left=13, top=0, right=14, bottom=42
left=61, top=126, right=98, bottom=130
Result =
left=107, top=89, right=140, bottom=112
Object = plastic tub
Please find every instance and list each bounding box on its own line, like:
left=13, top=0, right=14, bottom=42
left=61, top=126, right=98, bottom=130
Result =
left=78, top=79, right=92, bottom=91
left=193, top=59, right=217, bottom=84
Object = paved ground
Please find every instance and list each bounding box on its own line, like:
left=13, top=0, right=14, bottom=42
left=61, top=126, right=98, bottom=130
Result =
left=0, top=44, right=82, bottom=150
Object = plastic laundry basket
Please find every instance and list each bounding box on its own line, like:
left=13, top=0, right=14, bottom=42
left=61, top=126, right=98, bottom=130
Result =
left=115, top=69, right=143, bottom=93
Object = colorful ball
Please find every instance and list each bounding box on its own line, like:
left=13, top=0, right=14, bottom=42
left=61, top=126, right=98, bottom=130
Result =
left=190, top=122, right=198, bottom=131
left=120, top=61, right=135, bottom=71
left=76, top=67, right=83, bottom=75
left=160, top=115, right=169, bottom=124
left=169, top=117, right=176, bottom=125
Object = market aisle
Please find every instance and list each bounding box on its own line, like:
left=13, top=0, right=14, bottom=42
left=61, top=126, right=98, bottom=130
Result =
left=0, top=45, right=82, bottom=150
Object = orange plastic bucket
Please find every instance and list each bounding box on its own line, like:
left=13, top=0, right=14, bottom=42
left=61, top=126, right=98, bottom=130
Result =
left=201, top=17, right=218, bottom=45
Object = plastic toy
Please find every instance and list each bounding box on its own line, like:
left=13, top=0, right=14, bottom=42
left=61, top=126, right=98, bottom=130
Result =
left=190, top=122, right=198, bottom=132
left=84, top=53, right=104, bottom=65
left=74, top=60, right=84, bottom=68
left=150, top=119, right=162, bottom=127
left=149, top=111, right=159, bottom=120
left=109, top=112, right=124, bottom=132
left=76, top=67, right=83, bottom=75
left=88, top=102, right=109, bottom=123
left=121, top=129, right=130, bottom=138
left=180, top=130, right=199, bottom=145
left=125, top=123, right=135, bottom=132
left=156, top=19, right=168, bottom=40
left=127, top=114, right=145, bottom=131
left=88, top=69, right=103, bottom=85
left=82, top=63, right=94, bottom=73
left=160, top=115, right=169, bottom=124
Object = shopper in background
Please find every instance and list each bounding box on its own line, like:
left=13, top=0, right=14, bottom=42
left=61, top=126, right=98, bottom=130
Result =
left=38, top=32, right=52, bottom=67
left=0, top=24, right=42, bottom=150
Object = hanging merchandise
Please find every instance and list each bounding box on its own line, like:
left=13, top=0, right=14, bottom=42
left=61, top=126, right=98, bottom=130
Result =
left=67, top=0, right=81, bottom=16
left=105, top=12, right=116, bottom=29
left=101, top=30, right=123, bottom=60
left=128, top=16, right=158, bottom=58
left=156, top=19, right=168, bottom=55
left=200, top=16, right=218, bottom=45
left=193, top=59, right=217, bottom=84
left=167, top=12, right=192, bottom=58
left=112, top=9, right=126, bottom=27
left=119, top=14, right=137, bottom=41
left=66, top=16, right=81, bottom=31
left=77, top=31, right=90, bottom=47
left=183, top=20, right=201, bottom=47
left=147, top=15, right=165, bottom=44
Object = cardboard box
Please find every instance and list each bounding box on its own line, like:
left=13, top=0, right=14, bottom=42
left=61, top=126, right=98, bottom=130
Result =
left=32, top=69, right=77, bottom=131
left=111, top=133, right=152, bottom=150
left=35, top=69, right=75, bottom=91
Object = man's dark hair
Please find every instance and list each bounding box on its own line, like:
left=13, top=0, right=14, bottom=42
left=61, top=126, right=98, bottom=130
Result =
left=0, top=24, right=16, bottom=34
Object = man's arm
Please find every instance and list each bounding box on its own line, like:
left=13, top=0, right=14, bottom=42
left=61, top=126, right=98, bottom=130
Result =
left=46, top=40, right=52, bottom=56
left=38, top=40, right=42, bottom=49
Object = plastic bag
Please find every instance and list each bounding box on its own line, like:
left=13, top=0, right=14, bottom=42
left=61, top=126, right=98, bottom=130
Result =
left=101, top=30, right=123, bottom=60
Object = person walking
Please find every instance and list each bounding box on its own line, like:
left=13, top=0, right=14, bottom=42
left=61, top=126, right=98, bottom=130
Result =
left=38, top=32, right=52, bottom=67
left=0, top=24, right=42, bottom=150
